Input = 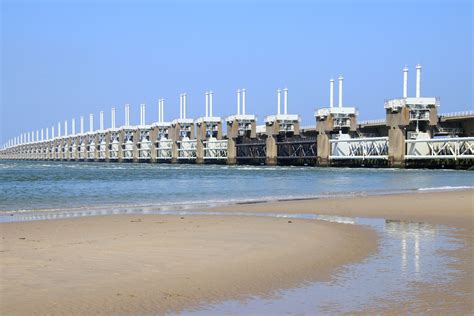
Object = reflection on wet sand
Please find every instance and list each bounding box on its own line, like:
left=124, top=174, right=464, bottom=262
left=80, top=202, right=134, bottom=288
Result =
left=385, top=220, right=438, bottom=275
left=1, top=209, right=465, bottom=314
left=176, top=217, right=462, bottom=315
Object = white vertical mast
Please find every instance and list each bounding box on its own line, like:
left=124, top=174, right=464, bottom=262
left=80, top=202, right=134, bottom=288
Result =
left=125, top=104, right=130, bottom=126
left=338, top=76, right=344, bottom=108
left=179, top=94, right=183, bottom=119
left=416, top=64, right=421, bottom=98
left=403, top=66, right=408, bottom=98
left=277, top=89, right=281, bottom=115
left=237, top=89, right=241, bottom=115
left=89, top=114, right=94, bottom=132
left=330, top=79, right=334, bottom=108
left=111, top=108, right=116, bottom=129
left=209, top=91, right=213, bottom=117
left=100, top=111, right=104, bottom=130
left=242, top=89, right=246, bottom=115
left=183, top=93, right=187, bottom=119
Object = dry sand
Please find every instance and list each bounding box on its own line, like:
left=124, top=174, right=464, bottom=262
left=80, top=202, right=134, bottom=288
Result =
left=1, top=190, right=472, bottom=315
left=1, top=214, right=376, bottom=315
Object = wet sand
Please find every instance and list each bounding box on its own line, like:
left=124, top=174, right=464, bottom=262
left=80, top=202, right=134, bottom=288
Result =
left=1, top=214, right=376, bottom=315
left=1, top=190, right=472, bottom=315
left=212, top=189, right=474, bottom=314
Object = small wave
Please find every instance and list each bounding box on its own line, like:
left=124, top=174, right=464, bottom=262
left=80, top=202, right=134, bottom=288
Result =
left=418, top=186, right=473, bottom=191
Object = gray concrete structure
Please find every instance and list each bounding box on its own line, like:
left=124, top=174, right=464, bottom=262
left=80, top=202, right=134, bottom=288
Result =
left=225, top=115, right=257, bottom=165
left=170, top=119, right=195, bottom=163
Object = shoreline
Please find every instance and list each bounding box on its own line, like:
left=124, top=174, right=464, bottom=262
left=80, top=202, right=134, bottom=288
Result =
left=1, top=190, right=472, bottom=314
left=2, top=186, right=472, bottom=222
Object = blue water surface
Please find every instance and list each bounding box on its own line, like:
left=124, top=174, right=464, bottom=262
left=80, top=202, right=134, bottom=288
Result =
left=0, top=160, right=472, bottom=212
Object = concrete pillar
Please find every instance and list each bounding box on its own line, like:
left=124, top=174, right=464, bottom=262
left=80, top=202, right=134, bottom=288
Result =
left=103, top=132, right=111, bottom=162
left=196, top=123, right=205, bottom=164
left=316, top=115, right=334, bottom=167
left=171, top=129, right=179, bottom=164
left=227, top=138, right=237, bottom=164
left=226, top=120, right=239, bottom=165
left=81, top=136, right=89, bottom=161
left=386, top=107, right=410, bottom=168
left=316, top=133, right=330, bottom=166
left=388, top=127, right=405, bottom=168
left=71, top=136, right=78, bottom=161
left=225, top=117, right=256, bottom=165
left=265, top=135, right=277, bottom=165
left=265, top=121, right=279, bottom=166
left=132, top=129, right=139, bottom=163
left=149, top=128, right=158, bottom=163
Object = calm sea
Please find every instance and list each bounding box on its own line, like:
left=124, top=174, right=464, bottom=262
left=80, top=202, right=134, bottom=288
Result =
left=0, top=160, right=472, bottom=213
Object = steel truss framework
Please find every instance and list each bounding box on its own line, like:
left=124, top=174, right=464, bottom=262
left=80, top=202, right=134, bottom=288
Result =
left=405, top=137, right=474, bottom=160
left=330, top=137, right=389, bottom=160
left=177, top=139, right=197, bottom=159
left=236, top=140, right=266, bottom=160
left=156, top=140, right=173, bottom=159
left=203, top=140, right=227, bottom=159
left=276, top=138, right=316, bottom=159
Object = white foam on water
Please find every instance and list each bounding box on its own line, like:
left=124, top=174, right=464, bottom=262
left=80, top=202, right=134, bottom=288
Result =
left=418, top=186, right=473, bottom=191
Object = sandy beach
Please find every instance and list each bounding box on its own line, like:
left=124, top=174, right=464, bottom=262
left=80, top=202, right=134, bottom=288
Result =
left=1, top=190, right=473, bottom=314
left=1, top=213, right=376, bottom=315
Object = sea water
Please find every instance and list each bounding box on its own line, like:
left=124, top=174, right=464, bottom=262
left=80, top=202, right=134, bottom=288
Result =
left=0, top=160, right=472, bottom=213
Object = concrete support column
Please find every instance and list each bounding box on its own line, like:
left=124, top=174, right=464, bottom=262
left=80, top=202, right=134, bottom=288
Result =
left=133, top=130, right=139, bottom=163
left=149, top=128, right=158, bottom=163
left=71, top=137, right=77, bottom=161
left=105, top=133, right=111, bottom=161
left=171, top=141, right=179, bottom=164
left=386, top=109, right=409, bottom=168
left=94, top=134, right=100, bottom=162
left=82, top=137, right=89, bottom=161
left=388, top=127, right=406, bottom=168
left=265, top=135, right=278, bottom=166
left=316, top=133, right=330, bottom=166
left=170, top=123, right=179, bottom=164
left=104, top=133, right=111, bottom=162
left=118, top=131, right=125, bottom=163
left=64, top=138, right=70, bottom=161
left=226, top=120, right=238, bottom=165
left=196, top=123, right=205, bottom=164
left=227, top=137, right=237, bottom=165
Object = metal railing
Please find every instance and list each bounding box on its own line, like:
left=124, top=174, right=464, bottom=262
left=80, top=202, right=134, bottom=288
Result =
left=276, top=138, right=316, bottom=159
left=236, top=140, right=266, bottom=159
left=138, top=140, right=152, bottom=159
left=358, top=119, right=386, bottom=125
left=405, top=137, right=474, bottom=160
left=123, top=141, right=134, bottom=160
left=330, top=137, right=389, bottom=160
left=439, top=110, right=474, bottom=118
left=156, top=140, right=173, bottom=159
left=203, top=140, right=227, bottom=159
left=109, top=141, right=120, bottom=159
left=87, top=143, right=96, bottom=160
left=177, top=139, right=197, bottom=159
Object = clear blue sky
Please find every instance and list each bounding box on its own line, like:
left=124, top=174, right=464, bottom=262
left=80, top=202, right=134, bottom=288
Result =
left=1, top=0, right=472, bottom=144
